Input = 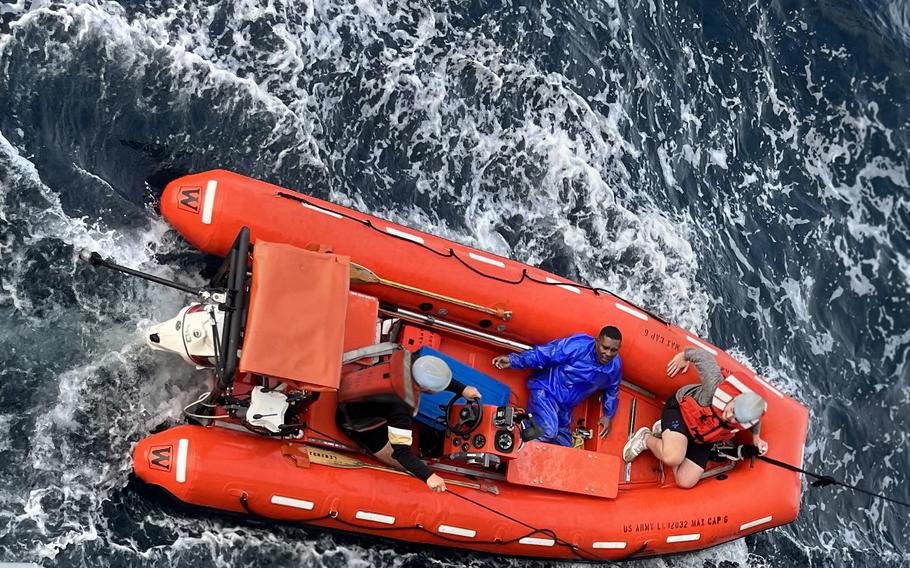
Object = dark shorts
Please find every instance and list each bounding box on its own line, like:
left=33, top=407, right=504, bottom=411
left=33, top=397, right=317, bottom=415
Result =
left=346, top=426, right=388, bottom=454
left=336, top=407, right=389, bottom=454
left=661, top=396, right=712, bottom=470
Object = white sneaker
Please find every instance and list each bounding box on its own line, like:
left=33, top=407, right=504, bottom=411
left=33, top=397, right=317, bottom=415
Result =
left=622, top=427, right=651, bottom=462
left=652, top=420, right=662, bottom=438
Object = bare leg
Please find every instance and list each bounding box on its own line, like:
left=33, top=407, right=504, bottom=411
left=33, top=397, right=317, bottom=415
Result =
left=672, top=459, right=705, bottom=489
left=372, top=442, right=406, bottom=471
left=645, top=430, right=688, bottom=467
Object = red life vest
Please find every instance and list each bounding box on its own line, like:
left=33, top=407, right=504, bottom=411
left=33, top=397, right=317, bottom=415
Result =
left=678, top=375, right=760, bottom=444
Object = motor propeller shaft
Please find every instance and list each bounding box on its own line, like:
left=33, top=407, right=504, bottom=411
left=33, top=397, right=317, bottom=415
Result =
left=79, top=248, right=201, bottom=295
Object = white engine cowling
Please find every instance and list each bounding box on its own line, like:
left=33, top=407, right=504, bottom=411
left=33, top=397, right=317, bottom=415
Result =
left=147, top=303, right=225, bottom=368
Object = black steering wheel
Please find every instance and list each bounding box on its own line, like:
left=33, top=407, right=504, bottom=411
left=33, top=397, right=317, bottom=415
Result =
left=444, top=395, right=483, bottom=437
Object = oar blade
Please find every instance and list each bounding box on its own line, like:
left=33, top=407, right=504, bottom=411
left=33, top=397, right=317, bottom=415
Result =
left=307, top=447, right=367, bottom=469
left=349, top=262, right=381, bottom=284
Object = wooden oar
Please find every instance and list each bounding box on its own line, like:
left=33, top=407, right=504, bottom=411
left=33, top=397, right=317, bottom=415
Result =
left=305, top=446, right=500, bottom=494
left=350, top=262, right=512, bottom=321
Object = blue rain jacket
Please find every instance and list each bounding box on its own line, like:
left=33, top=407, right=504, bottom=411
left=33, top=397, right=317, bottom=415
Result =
left=508, top=333, right=622, bottom=418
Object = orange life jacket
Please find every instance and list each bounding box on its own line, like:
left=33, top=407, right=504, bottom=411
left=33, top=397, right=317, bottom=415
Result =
left=679, top=375, right=760, bottom=444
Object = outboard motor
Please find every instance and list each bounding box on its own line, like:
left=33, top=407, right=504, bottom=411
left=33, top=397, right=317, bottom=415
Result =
left=146, top=303, right=225, bottom=369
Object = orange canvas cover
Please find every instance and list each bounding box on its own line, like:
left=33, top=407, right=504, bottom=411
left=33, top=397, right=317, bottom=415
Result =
left=239, top=242, right=349, bottom=389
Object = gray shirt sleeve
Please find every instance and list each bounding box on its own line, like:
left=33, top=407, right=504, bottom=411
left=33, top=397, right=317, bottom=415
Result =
left=674, top=348, right=763, bottom=435
left=674, top=347, right=725, bottom=406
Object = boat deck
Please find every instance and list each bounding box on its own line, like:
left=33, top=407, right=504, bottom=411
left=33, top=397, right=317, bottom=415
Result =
left=297, top=306, right=719, bottom=496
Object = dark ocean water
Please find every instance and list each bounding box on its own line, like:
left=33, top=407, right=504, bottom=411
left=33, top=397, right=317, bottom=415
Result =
left=1, top=0, right=908, bottom=566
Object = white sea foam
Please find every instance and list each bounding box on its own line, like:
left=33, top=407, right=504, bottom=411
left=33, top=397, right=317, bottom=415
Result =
left=2, top=0, right=908, bottom=566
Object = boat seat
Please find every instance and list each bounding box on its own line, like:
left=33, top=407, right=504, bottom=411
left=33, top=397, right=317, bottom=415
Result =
left=506, top=441, right=621, bottom=499
left=335, top=346, right=419, bottom=436
left=294, top=291, right=381, bottom=451
left=414, top=347, right=512, bottom=430
left=343, top=291, right=380, bottom=355
left=337, top=347, right=418, bottom=408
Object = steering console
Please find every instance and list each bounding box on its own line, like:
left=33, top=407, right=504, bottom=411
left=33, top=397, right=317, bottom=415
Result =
left=445, top=396, right=483, bottom=437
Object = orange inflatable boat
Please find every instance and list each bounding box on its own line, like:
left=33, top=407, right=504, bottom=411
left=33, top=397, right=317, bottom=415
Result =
left=130, top=170, right=808, bottom=560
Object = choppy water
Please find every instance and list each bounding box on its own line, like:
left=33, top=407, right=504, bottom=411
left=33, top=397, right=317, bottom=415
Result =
left=1, top=0, right=908, bottom=566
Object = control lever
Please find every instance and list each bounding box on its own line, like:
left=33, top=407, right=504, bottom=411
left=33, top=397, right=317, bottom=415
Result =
left=449, top=451, right=502, bottom=469
left=519, top=413, right=545, bottom=442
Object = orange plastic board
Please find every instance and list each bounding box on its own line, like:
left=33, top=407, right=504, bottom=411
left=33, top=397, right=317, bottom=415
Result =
left=239, top=242, right=349, bottom=389
left=506, top=442, right=621, bottom=499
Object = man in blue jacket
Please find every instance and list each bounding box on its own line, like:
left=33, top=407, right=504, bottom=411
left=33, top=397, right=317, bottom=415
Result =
left=492, top=326, right=623, bottom=446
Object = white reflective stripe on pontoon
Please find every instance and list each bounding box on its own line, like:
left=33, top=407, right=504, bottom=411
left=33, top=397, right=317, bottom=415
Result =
left=615, top=302, right=648, bottom=320
left=545, top=277, right=581, bottom=294
left=271, top=495, right=314, bottom=510
left=176, top=438, right=189, bottom=483
left=724, top=375, right=755, bottom=394
left=202, top=181, right=217, bottom=225
left=592, top=541, right=627, bottom=549
left=468, top=252, right=505, bottom=268
left=437, top=524, right=476, bottom=538
left=686, top=336, right=718, bottom=355
left=385, top=226, right=425, bottom=244
left=302, top=202, right=342, bottom=219
left=519, top=537, right=555, bottom=547
left=754, top=375, right=785, bottom=398
left=355, top=511, right=395, bottom=525
left=739, top=516, right=773, bottom=531
left=666, top=533, right=701, bottom=543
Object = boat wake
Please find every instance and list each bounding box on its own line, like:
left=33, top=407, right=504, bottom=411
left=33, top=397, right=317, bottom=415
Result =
left=0, top=0, right=908, bottom=566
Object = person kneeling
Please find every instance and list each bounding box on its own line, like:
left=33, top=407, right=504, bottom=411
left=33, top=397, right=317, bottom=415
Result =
left=492, top=326, right=622, bottom=446
left=622, top=348, right=768, bottom=489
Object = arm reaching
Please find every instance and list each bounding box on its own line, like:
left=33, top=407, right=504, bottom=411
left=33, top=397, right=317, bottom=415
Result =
left=670, top=348, right=725, bottom=406
left=425, top=473, right=447, bottom=492
left=751, top=432, right=768, bottom=455
left=389, top=429, right=434, bottom=481
left=597, top=416, right=612, bottom=438
left=666, top=352, right=689, bottom=376
left=682, top=347, right=723, bottom=389
left=507, top=335, right=578, bottom=370
left=386, top=405, right=434, bottom=482
left=601, top=373, right=621, bottom=419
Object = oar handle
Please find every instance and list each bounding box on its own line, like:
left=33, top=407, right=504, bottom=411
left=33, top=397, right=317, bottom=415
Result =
left=365, top=464, right=484, bottom=491
left=350, top=262, right=512, bottom=321
left=444, top=479, right=485, bottom=491
left=381, top=278, right=512, bottom=321
left=306, top=445, right=498, bottom=494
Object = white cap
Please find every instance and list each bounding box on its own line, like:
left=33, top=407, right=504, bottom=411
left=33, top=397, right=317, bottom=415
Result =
left=412, top=355, right=452, bottom=392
